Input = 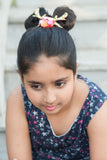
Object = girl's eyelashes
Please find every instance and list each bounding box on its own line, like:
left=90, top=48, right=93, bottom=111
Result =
left=31, top=84, right=42, bottom=90
left=30, top=81, right=66, bottom=90
left=55, top=81, right=66, bottom=87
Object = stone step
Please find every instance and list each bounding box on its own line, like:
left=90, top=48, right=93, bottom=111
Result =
left=9, top=5, right=107, bottom=23
left=77, top=50, right=107, bottom=69
left=14, top=0, right=107, bottom=8
left=0, top=129, right=8, bottom=160
left=0, top=0, right=2, bottom=6
left=72, top=0, right=107, bottom=6
left=7, top=19, right=107, bottom=52
left=5, top=49, right=107, bottom=71
left=15, top=0, right=71, bottom=8
left=79, top=71, right=107, bottom=94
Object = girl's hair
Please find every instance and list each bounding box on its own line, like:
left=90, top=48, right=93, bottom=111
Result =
left=17, top=6, right=76, bottom=75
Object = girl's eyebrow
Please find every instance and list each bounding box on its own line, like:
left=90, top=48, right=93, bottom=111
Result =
left=27, top=77, right=69, bottom=84
left=27, top=81, right=41, bottom=84
left=55, top=77, right=69, bottom=82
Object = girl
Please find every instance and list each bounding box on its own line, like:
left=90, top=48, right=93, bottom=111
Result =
left=6, top=7, right=107, bottom=160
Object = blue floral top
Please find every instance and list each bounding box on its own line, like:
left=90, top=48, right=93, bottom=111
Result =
left=21, top=75, right=107, bottom=160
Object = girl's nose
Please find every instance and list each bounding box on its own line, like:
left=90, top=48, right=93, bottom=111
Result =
left=44, top=89, right=56, bottom=105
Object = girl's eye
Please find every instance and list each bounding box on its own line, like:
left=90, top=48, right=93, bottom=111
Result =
left=55, top=82, right=65, bottom=87
left=31, top=85, right=41, bottom=90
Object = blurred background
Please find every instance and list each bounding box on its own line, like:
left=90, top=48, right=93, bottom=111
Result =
left=0, top=0, right=107, bottom=159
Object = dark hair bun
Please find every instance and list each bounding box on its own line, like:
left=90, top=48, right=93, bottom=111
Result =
left=24, top=6, right=76, bottom=31
left=53, top=6, right=76, bottom=31
left=24, top=8, right=50, bottom=29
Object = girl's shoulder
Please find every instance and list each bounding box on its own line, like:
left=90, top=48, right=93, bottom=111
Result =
left=7, top=85, right=25, bottom=113
left=87, top=99, right=107, bottom=159
left=6, top=85, right=33, bottom=160
left=77, top=74, right=107, bottom=128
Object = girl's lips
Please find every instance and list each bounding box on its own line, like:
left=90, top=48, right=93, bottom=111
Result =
left=44, top=106, right=56, bottom=111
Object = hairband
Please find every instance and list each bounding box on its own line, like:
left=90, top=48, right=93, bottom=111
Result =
left=32, top=8, right=68, bottom=28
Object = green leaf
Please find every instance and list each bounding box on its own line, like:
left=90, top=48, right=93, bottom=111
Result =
left=11, top=0, right=17, bottom=7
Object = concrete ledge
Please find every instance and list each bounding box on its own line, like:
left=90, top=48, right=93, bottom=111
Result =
left=7, top=21, right=107, bottom=51
left=0, top=130, right=8, bottom=160
left=4, top=54, right=17, bottom=71
left=79, top=71, right=107, bottom=94
left=72, top=0, right=107, bottom=6
left=77, top=49, right=107, bottom=65
left=0, top=127, right=5, bottom=132
left=8, top=5, right=107, bottom=24
left=74, top=6, right=107, bottom=21
left=78, top=62, right=107, bottom=71
left=5, top=50, right=107, bottom=71
left=16, top=0, right=71, bottom=8
left=13, top=0, right=107, bottom=8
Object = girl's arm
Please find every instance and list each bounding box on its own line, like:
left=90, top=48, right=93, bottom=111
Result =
left=88, top=100, right=107, bottom=160
left=6, top=86, right=33, bottom=160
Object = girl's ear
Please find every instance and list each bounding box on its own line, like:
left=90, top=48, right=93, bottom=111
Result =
left=17, top=70, right=24, bottom=83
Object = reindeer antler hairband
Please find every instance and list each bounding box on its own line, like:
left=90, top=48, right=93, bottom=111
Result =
left=32, top=8, right=68, bottom=28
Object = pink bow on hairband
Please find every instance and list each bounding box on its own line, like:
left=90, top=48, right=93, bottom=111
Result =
left=32, top=8, right=68, bottom=28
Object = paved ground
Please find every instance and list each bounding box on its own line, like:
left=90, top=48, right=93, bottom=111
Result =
left=0, top=129, right=8, bottom=160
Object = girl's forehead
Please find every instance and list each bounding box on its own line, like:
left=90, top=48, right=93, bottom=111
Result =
left=35, top=55, right=70, bottom=70
left=24, top=55, right=73, bottom=81
left=37, top=55, right=60, bottom=64
left=31, top=55, right=63, bottom=71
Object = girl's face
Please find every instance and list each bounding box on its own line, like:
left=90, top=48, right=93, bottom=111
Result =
left=21, top=55, right=77, bottom=116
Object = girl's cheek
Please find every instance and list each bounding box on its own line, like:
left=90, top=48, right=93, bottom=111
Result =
left=28, top=90, right=43, bottom=102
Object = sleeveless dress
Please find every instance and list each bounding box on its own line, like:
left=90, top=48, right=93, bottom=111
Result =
left=21, top=75, right=107, bottom=160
